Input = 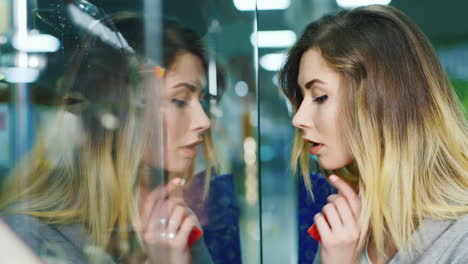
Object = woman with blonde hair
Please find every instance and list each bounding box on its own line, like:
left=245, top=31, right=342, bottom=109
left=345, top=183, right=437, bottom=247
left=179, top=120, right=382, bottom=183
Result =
left=0, top=10, right=223, bottom=264
left=279, top=4, right=468, bottom=264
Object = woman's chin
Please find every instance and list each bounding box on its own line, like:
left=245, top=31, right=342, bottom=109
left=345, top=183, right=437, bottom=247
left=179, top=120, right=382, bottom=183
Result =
left=317, top=157, right=352, bottom=171
left=166, top=161, right=192, bottom=175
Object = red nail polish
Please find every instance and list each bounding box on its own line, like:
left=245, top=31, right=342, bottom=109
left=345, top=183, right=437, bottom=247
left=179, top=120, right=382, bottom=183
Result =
left=307, top=224, right=321, bottom=242
left=187, top=226, right=203, bottom=247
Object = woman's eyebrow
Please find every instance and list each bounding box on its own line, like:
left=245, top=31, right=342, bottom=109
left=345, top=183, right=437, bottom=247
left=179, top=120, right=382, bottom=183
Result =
left=304, top=78, right=325, bottom=89
left=171, top=82, right=199, bottom=92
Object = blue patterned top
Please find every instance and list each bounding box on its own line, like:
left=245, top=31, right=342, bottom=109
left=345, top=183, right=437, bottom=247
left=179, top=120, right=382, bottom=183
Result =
left=298, top=173, right=337, bottom=264
left=186, top=172, right=242, bottom=264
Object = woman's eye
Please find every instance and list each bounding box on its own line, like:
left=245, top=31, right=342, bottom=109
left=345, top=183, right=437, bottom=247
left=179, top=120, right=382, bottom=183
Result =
left=313, top=95, right=328, bottom=104
left=171, top=98, right=188, bottom=108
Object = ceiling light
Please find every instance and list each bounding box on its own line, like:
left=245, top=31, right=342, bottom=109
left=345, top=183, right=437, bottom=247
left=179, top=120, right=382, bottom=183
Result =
left=234, top=0, right=290, bottom=11
left=234, top=81, right=249, bottom=97
left=260, top=53, right=286, bottom=71
left=1, top=67, right=40, bottom=83
left=12, top=34, right=61, bottom=53
left=336, top=0, right=391, bottom=9
left=250, top=30, right=296, bottom=48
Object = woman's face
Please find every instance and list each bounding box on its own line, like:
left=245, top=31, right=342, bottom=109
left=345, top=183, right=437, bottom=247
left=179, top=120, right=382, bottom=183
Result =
left=292, top=48, right=354, bottom=170
left=162, top=52, right=210, bottom=174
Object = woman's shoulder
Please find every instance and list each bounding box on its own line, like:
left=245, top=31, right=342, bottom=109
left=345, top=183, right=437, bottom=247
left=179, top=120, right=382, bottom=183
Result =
left=390, top=214, right=468, bottom=263
left=1, top=214, right=96, bottom=264
left=450, top=213, right=468, bottom=232
left=2, top=214, right=50, bottom=242
left=428, top=215, right=468, bottom=262
left=424, top=214, right=468, bottom=241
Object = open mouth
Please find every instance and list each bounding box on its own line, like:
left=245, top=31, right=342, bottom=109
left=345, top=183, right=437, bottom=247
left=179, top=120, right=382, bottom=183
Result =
left=306, top=139, right=320, bottom=146
left=306, top=139, right=323, bottom=155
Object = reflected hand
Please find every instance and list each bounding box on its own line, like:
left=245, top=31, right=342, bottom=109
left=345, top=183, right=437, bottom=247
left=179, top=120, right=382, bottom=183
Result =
left=316, top=175, right=368, bottom=264
left=141, top=178, right=202, bottom=264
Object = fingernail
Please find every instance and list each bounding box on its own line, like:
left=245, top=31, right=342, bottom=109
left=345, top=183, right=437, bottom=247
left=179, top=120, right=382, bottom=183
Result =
left=172, top=177, right=185, bottom=186
left=329, top=175, right=338, bottom=182
left=171, top=178, right=181, bottom=185
left=307, top=224, right=321, bottom=242
left=187, top=226, right=203, bottom=247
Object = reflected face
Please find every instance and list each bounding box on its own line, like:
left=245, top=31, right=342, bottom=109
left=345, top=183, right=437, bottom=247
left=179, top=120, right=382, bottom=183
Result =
left=162, top=52, right=210, bottom=173
left=292, top=48, right=354, bottom=170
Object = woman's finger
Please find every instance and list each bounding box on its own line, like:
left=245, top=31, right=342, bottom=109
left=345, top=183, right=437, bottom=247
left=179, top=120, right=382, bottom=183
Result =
left=173, top=215, right=198, bottom=246
left=314, top=213, right=331, bottom=240
left=144, top=199, right=167, bottom=243
left=166, top=177, right=185, bottom=199
left=322, top=203, right=343, bottom=229
left=327, top=194, right=340, bottom=203
left=142, top=178, right=184, bottom=227
left=332, top=195, right=360, bottom=232
left=141, top=186, right=167, bottom=227
left=328, top=175, right=361, bottom=219
left=166, top=205, right=186, bottom=241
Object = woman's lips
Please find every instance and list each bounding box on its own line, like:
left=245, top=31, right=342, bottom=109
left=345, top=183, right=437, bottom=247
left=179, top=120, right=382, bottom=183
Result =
left=181, top=146, right=197, bottom=157
left=309, top=143, right=323, bottom=155
left=180, top=141, right=202, bottom=158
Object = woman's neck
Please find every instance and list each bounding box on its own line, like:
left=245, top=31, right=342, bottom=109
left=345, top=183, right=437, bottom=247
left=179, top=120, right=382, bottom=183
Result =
left=367, top=235, right=398, bottom=264
left=168, top=171, right=185, bottom=181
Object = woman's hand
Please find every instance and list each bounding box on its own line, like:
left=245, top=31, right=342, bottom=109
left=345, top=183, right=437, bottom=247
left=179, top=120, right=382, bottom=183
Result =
left=316, top=175, right=368, bottom=264
left=141, top=178, right=201, bottom=264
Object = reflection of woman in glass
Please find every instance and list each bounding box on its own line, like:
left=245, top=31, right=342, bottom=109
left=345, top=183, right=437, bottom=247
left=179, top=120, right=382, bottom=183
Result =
left=120, top=17, right=225, bottom=264
left=280, top=5, right=468, bottom=264
left=126, top=17, right=217, bottom=264
left=0, top=14, right=221, bottom=264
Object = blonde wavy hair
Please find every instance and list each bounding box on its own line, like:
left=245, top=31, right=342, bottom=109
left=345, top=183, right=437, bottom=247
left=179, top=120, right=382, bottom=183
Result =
left=0, top=14, right=218, bottom=259
left=279, top=5, right=468, bottom=258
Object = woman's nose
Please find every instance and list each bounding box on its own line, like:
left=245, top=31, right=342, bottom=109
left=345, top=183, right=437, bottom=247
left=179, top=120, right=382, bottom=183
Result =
left=192, top=101, right=211, bottom=132
left=292, top=101, right=311, bottom=130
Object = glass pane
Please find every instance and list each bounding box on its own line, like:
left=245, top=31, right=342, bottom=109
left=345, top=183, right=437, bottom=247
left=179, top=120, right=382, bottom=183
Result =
left=258, top=1, right=468, bottom=263
left=161, top=1, right=260, bottom=264
left=0, top=0, right=260, bottom=263
left=1, top=0, right=154, bottom=262
left=257, top=5, right=298, bottom=264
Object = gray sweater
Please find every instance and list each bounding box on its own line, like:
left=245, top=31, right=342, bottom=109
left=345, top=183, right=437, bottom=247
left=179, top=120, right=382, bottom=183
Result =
left=2, top=214, right=213, bottom=264
left=314, top=214, right=468, bottom=264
